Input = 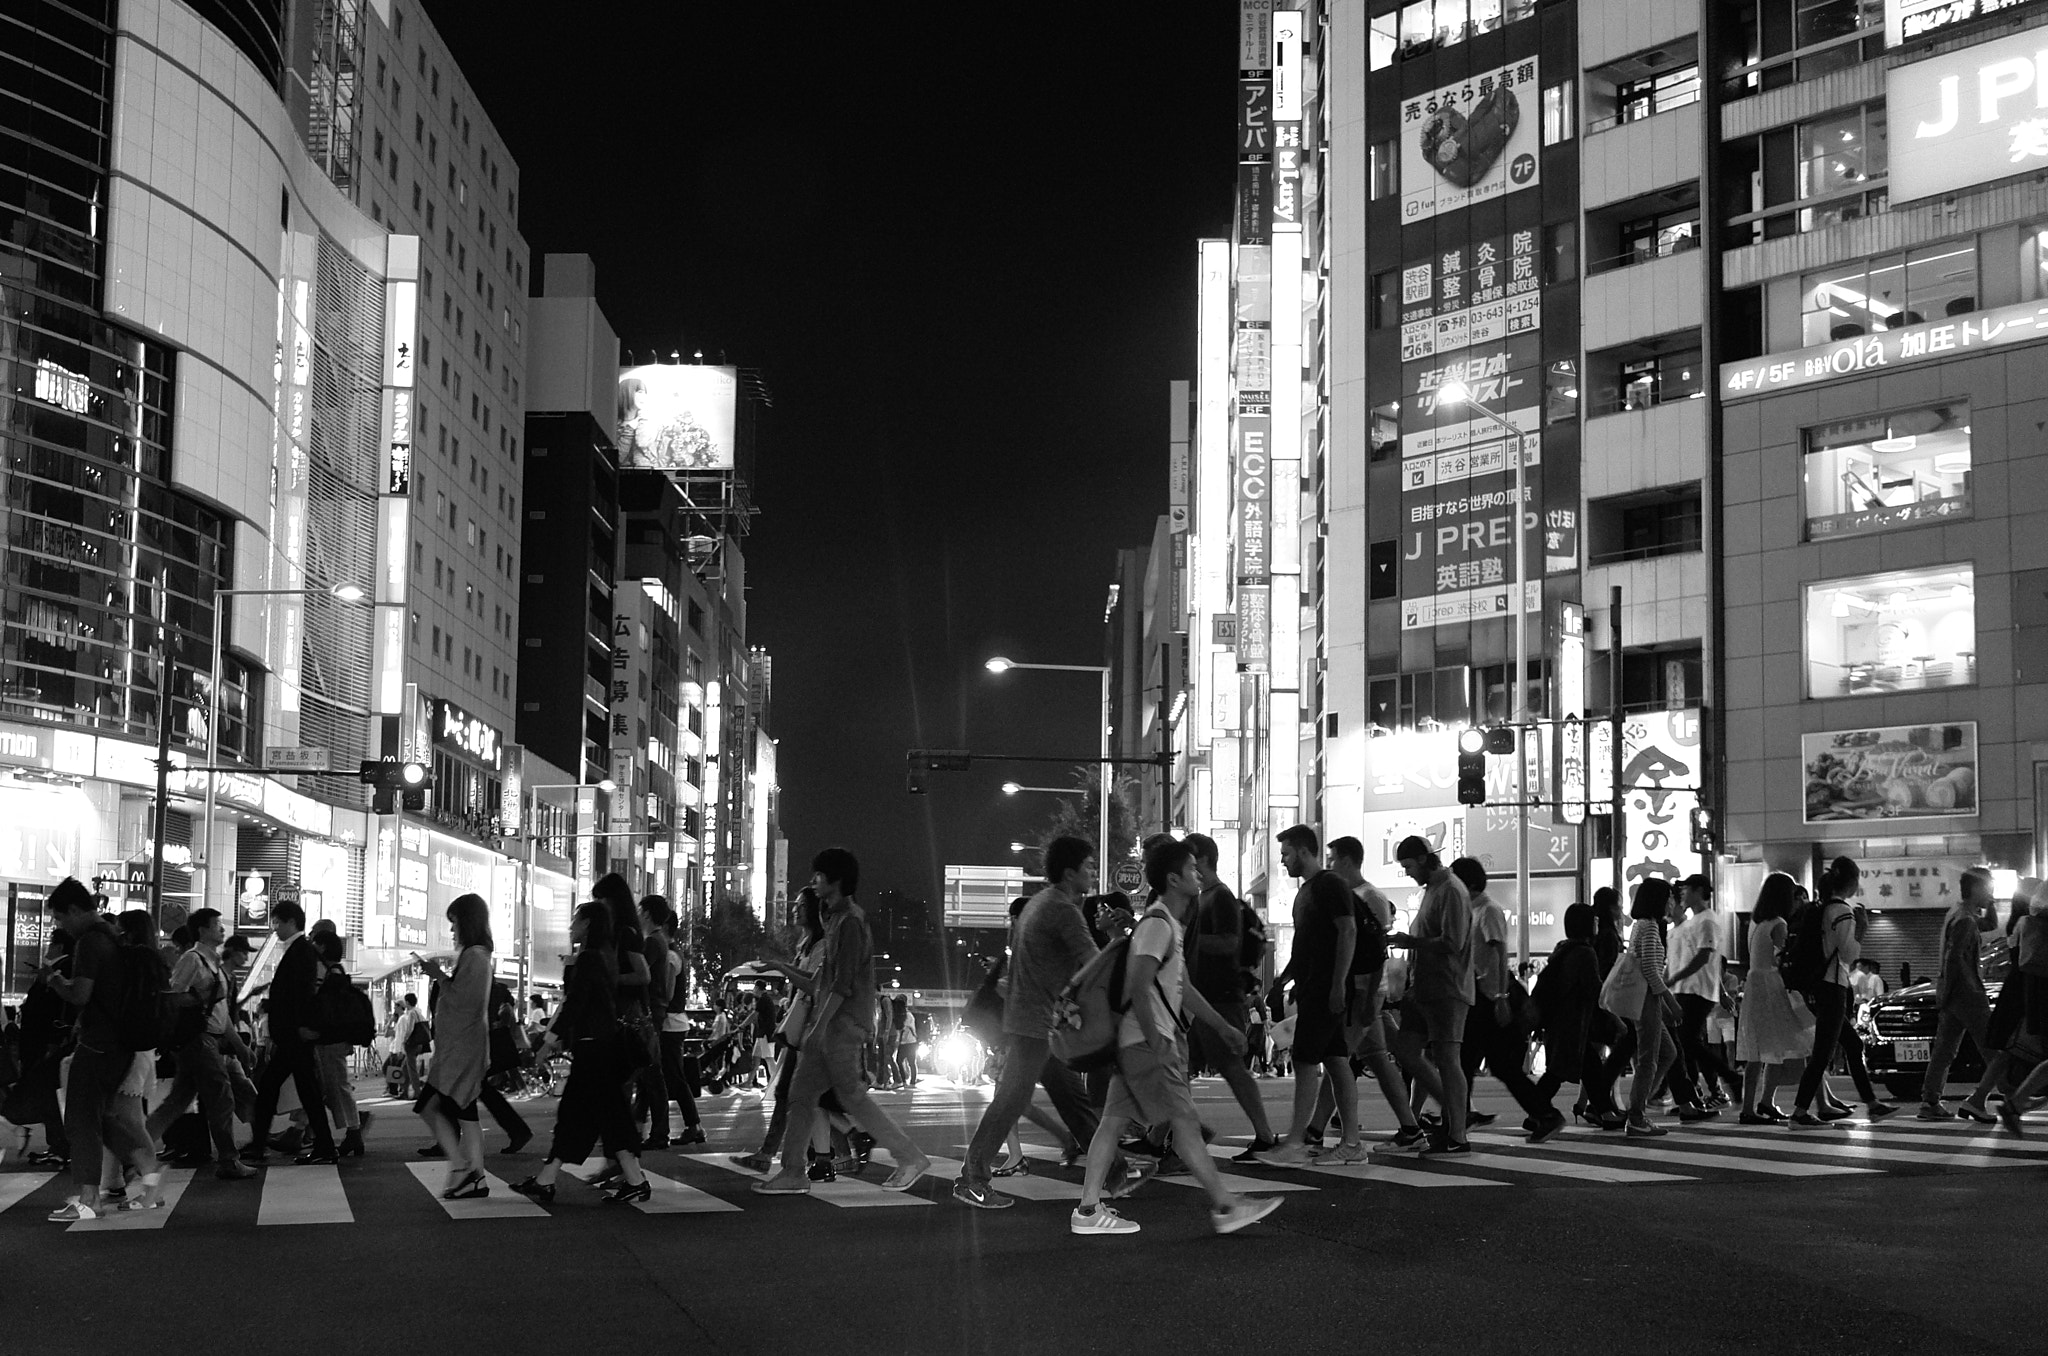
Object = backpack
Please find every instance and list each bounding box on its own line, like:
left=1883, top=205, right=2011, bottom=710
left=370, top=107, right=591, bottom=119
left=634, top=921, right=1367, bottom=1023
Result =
left=666, top=941, right=692, bottom=1016
left=1238, top=903, right=1268, bottom=973
left=1050, top=904, right=1180, bottom=1071
left=402, top=1010, right=432, bottom=1053
left=1350, top=889, right=1391, bottom=976
left=112, top=940, right=177, bottom=1055
left=317, top=971, right=377, bottom=1047
left=166, top=958, right=225, bottom=1050
left=1781, top=900, right=1831, bottom=995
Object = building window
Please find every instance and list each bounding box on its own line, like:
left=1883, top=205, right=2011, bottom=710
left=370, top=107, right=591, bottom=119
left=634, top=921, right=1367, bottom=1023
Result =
left=1372, top=270, right=1401, bottom=329
left=1587, top=333, right=1703, bottom=416
left=1614, top=645, right=1702, bottom=714
left=1369, top=399, right=1400, bottom=461
left=1542, top=221, right=1577, bottom=283
left=1542, top=80, right=1576, bottom=145
left=1799, top=103, right=1887, bottom=202
left=1370, top=9, right=1396, bottom=69
left=1804, top=403, right=1971, bottom=540
left=1370, top=139, right=1397, bottom=201
left=1544, top=359, right=1579, bottom=424
left=1396, top=0, right=1536, bottom=59
left=1614, top=65, right=1699, bottom=124
left=1588, top=485, right=1702, bottom=564
left=1369, top=540, right=1398, bottom=599
left=1616, top=204, right=1699, bottom=269
left=1800, top=242, right=1975, bottom=344
left=1806, top=566, right=1975, bottom=698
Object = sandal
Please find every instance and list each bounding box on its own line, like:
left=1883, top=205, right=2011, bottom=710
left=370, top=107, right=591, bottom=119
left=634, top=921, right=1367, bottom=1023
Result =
left=441, top=1170, right=490, bottom=1201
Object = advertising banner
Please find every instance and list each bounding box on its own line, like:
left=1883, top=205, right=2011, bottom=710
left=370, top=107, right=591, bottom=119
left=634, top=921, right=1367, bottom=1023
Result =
left=1400, top=60, right=1542, bottom=225
left=1239, top=78, right=1272, bottom=159
left=1590, top=708, right=1705, bottom=887
left=1398, top=471, right=1538, bottom=631
left=1722, top=296, right=2048, bottom=401
left=1802, top=721, right=1978, bottom=823
left=1888, top=24, right=2048, bottom=202
left=1399, top=231, right=1542, bottom=364
left=1234, top=415, right=1271, bottom=579
left=1887, top=0, right=2043, bottom=45
left=616, top=365, right=738, bottom=472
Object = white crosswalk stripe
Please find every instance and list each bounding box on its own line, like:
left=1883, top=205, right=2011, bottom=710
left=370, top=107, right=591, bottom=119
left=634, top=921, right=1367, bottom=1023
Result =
left=685, top=1152, right=934, bottom=1207
left=0, top=1172, right=54, bottom=1216
left=1020, top=1142, right=1320, bottom=1193
left=561, top=1158, right=740, bottom=1214
left=69, top=1168, right=197, bottom=1232
left=258, top=1164, right=354, bottom=1226
left=403, top=1162, right=549, bottom=1219
left=1678, top=1123, right=2047, bottom=1170
left=1469, top=1130, right=1879, bottom=1177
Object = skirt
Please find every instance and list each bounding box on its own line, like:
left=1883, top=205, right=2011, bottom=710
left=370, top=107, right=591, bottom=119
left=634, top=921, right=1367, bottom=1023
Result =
left=1987, top=976, right=2028, bottom=1052
left=1736, top=970, right=1815, bottom=1065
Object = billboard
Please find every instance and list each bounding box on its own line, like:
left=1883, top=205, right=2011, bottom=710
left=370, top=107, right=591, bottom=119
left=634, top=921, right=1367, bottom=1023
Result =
left=1888, top=26, right=2048, bottom=203
left=617, top=365, right=738, bottom=471
left=1802, top=722, right=1978, bottom=823
left=1885, top=0, right=2043, bottom=48
left=1400, top=60, right=1541, bottom=225
left=1399, top=230, right=1541, bottom=364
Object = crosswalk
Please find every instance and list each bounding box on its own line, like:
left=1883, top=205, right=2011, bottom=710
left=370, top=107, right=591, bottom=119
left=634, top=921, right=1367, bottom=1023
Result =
left=4, top=1116, right=2044, bottom=1232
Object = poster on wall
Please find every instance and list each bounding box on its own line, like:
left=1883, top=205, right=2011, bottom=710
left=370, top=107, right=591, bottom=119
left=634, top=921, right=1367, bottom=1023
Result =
left=616, top=365, right=738, bottom=472
left=1802, top=722, right=1978, bottom=823
left=1400, top=60, right=1542, bottom=225
left=1590, top=708, right=1706, bottom=887
left=1399, top=231, right=1542, bottom=364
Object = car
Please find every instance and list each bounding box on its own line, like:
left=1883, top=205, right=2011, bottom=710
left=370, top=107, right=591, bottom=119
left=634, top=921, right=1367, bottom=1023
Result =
left=1861, top=937, right=2010, bottom=1102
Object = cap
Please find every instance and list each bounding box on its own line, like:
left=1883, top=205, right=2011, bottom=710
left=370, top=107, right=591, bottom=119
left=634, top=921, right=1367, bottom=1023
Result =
left=222, top=934, right=253, bottom=953
left=1394, top=835, right=1433, bottom=863
left=1682, top=873, right=1713, bottom=895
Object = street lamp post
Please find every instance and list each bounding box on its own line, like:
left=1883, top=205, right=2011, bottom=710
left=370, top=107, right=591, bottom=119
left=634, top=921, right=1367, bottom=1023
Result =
left=986, top=658, right=1113, bottom=869
left=1435, top=382, right=1533, bottom=967
left=198, top=582, right=366, bottom=912
left=1001, top=782, right=1084, bottom=797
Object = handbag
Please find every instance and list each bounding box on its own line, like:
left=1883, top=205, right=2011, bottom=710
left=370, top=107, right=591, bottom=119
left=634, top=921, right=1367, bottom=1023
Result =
left=776, top=990, right=811, bottom=1044
left=613, top=1020, right=654, bottom=1073
left=964, top=961, right=1006, bottom=1046
left=1598, top=947, right=1648, bottom=1019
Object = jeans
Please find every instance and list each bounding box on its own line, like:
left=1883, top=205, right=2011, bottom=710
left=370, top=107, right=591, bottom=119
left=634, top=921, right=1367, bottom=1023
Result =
left=1675, top=994, right=1742, bottom=1103
left=146, top=1033, right=241, bottom=1163
left=1920, top=1001, right=1991, bottom=1104
left=1628, top=991, right=1679, bottom=1117
left=658, top=1031, right=702, bottom=1130
left=315, top=1043, right=361, bottom=1131
left=961, top=1033, right=1103, bottom=1188
left=757, top=1048, right=799, bottom=1157
left=249, top=1040, right=336, bottom=1155
left=1795, top=981, right=1878, bottom=1109
left=773, top=1019, right=921, bottom=1180
left=64, top=1043, right=154, bottom=1188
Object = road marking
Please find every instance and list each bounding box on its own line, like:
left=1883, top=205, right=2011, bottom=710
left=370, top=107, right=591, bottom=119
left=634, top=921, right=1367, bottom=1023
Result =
left=0, top=1172, right=54, bottom=1216
left=257, top=1164, right=354, bottom=1226
left=1479, top=1131, right=1878, bottom=1177
left=404, top=1162, right=548, bottom=1219
left=562, top=1158, right=740, bottom=1214
left=1682, top=1127, right=2044, bottom=1171
left=685, top=1152, right=933, bottom=1208
left=1828, top=1124, right=2048, bottom=1155
left=1294, top=1159, right=1510, bottom=1188
left=70, top=1168, right=196, bottom=1232
left=1435, top=1148, right=1695, bottom=1184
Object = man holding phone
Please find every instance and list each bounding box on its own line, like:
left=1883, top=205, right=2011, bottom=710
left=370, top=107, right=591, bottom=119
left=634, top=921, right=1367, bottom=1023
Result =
left=240, top=901, right=339, bottom=1166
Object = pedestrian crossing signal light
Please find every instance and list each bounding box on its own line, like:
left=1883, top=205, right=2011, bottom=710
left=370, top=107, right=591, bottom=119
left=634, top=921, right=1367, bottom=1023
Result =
left=1456, top=728, right=1487, bottom=806
left=359, top=759, right=432, bottom=814
left=1691, top=806, right=1714, bottom=857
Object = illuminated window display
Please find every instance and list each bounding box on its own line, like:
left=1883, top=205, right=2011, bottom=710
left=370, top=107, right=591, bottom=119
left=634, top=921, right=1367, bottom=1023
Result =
left=1803, top=403, right=1970, bottom=540
left=1805, top=566, right=1975, bottom=698
left=1800, top=244, right=1976, bottom=345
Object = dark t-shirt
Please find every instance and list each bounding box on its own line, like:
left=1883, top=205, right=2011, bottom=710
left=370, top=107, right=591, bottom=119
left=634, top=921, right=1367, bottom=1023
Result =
left=1190, top=885, right=1246, bottom=1003
left=753, top=991, right=778, bottom=1032
left=70, top=920, right=124, bottom=1051
left=1290, top=870, right=1354, bottom=999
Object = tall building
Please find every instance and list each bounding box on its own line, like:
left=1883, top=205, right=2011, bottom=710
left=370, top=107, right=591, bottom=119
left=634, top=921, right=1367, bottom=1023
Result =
left=1159, top=0, right=2045, bottom=978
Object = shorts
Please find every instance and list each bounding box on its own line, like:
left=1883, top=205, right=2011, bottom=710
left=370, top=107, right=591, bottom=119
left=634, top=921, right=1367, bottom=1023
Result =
left=1105, top=1039, right=1198, bottom=1126
left=1188, top=999, right=1246, bottom=1073
left=1404, top=993, right=1472, bottom=1045
left=1347, top=975, right=1389, bottom=1058
left=1291, top=1004, right=1350, bottom=1066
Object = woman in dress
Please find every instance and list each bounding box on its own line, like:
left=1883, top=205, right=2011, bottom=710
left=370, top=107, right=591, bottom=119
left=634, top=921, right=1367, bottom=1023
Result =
left=1738, top=873, right=1813, bottom=1123
left=1624, top=879, right=1683, bottom=1138
left=511, top=902, right=650, bottom=1204
left=414, top=893, right=493, bottom=1199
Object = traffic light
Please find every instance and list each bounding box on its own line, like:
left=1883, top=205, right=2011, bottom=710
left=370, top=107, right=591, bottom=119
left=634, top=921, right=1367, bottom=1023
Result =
left=1456, top=728, right=1487, bottom=806
left=1691, top=805, right=1715, bottom=857
left=905, top=748, right=971, bottom=794
left=906, top=752, right=928, bottom=795
left=359, top=758, right=432, bottom=813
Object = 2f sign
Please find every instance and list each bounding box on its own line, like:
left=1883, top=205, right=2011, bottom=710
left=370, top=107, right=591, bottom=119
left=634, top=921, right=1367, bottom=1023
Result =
left=1890, top=31, right=2048, bottom=203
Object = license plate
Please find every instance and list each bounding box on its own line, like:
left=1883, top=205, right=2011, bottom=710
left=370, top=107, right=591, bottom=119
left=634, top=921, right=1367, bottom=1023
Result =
left=1892, top=1039, right=1931, bottom=1064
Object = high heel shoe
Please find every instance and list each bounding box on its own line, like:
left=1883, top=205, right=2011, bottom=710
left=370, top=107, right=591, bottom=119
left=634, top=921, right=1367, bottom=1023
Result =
left=508, top=1176, right=555, bottom=1203
left=603, top=1178, right=653, bottom=1204
left=441, top=1170, right=489, bottom=1201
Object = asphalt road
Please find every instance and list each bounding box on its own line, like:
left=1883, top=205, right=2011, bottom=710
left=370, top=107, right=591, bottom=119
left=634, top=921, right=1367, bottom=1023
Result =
left=4, top=1074, right=2044, bottom=1356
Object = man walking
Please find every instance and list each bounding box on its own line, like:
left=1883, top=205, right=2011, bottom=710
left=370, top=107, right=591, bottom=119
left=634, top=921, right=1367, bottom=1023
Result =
left=1181, top=833, right=1279, bottom=1161
left=1666, top=874, right=1740, bottom=1115
left=1388, top=836, right=1473, bottom=1157
left=1327, top=838, right=1435, bottom=1151
left=956, top=836, right=1128, bottom=1209
left=394, top=992, right=427, bottom=1099
left=1259, top=826, right=1360, bottom=1166
left=753, top=849, right=930, bottom=1195
left=1447, top=858, right=1565, bottom=1142
left=1919, top=867, right=1999, bottom=1118
left=1070, top=837, right=1281, bottom=1237
left=241, top=900, right=339, bottom=1165
left=147, top=907, right=256, bottom=1179
left=646, top=897, right=707, bottom=1146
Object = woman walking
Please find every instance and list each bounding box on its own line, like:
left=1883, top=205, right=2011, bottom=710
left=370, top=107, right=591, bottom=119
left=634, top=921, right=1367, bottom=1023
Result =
left=1736, top=873, right=1814, bottom=1123
left=1578, top=887, right=1632, bottom=1129
left=414, top=894, right=493, bottom=1199
left=1623, top=879, right=1682, bottom=1138
left=730, top=888, right=825, bottom=1173
left=511, top=902, right=650, bottom=1203
left=1530, top=904, right=1603, bottom=1116
left=1789, top=858, right=1898, bottom=1126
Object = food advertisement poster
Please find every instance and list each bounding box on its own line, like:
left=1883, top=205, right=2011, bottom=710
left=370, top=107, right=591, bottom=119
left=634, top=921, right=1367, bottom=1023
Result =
left=1399, top=60, right=1541, bottom=225
left=1802, top=722, right=1978, bottom=823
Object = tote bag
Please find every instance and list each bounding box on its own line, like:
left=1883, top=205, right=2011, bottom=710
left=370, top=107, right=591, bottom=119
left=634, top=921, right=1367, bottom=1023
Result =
left=1598, top=948, right=1648, bottom=1019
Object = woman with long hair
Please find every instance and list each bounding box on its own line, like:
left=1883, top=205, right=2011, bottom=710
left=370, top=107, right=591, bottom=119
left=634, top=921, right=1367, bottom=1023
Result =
left=1790, top=857, right=1897, bottom=1126
left=1623, top=879, right=1682, bottom=1138
left=414, top=893, right=494, bottom=1198
left=511, top=902, right=650, bottom=1203
left=1737, top=873, right=1814, bottom=1123
left=730, top=888, right=827, bottom=1173
left=1577, top=887, right=1632, bottom=1129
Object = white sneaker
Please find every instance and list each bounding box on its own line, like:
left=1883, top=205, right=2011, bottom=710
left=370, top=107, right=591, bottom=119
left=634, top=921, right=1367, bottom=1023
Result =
left=1069, top=1204, right=1141, bottom=1236
left=1212, top=1195, right=1283, bottom=1235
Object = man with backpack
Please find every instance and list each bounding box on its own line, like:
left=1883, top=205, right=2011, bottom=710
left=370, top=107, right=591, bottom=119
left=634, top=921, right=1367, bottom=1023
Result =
left=1448, top=858, right=1566, bottom=1143
left=310, top=931, right=373, bottom=1157
left=1182, top=833, right=1279, bottom=1161
left=240, top=900, right=339, bottom=1165
left=145, top=907, right=255, bottom=1179
left=956, top=835, right=1126, bottom=1210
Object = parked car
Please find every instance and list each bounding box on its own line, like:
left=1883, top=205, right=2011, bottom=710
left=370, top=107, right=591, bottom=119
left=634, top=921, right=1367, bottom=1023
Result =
left=1861, top=937, right=2010, bottom=1101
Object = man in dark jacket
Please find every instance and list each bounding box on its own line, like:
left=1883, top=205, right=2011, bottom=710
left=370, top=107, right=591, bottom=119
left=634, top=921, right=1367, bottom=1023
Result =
left=240, top=900, right=338, bottom=1165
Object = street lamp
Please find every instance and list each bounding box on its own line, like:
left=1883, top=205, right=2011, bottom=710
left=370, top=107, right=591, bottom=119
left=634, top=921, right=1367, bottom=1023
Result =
left=1435, top=379, right=1534, bottom=966
left=984, top=656, right=1112, bottom=869
left=1001, top=781, right=1082, bottom=797
left=198, top=582, right=369, bottom=911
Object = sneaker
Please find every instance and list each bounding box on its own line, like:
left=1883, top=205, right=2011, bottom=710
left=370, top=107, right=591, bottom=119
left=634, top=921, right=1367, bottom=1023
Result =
left=1312, top=1141, right=1369, bottom=1166
left=1230, top=1137, right=1278, bottom=1164
left=728, top=1151, right=774, bottom=1173
left=676, top=1127, right=707, bottom=1146
left=1917, top=1103, right=1955, bottom=1121
left=46, top=1197, right=97, bottom=1223
left=1957, top=1103, right=1997, bottom=1125
left=804, top=1154, right=836, bottom=1183
left=831, top=1154, right=861, bottom=1177
left=1070, top=1203, right=1140, bottom=1236
left=1105, top=1157, right=1157, bottom=1199
left=1625, top=1118, right=1669, bottom=1138
left=1255, top=1142, right=1315, bottom=1168
left=952, top=1178, right=1014, bottom=1210
left=1675, top=1105, right=1720, bottom=1124
left=990, top=1157, right=1031, bottom=1178
left=1419, top=1139, right=1471, bottom=1158
left=1465, top=1110, right=1498, bottom=1128
left=1527, top=1113, right=1567, bottom=1145
left=749, top=1175, right=811, bottom=1195
left=1212, top=1195, right=1283, bottom=1234
left=1866, top=1101, right=1899, bottom=1122
left=1381, top=1125, right=1428, bottom=1152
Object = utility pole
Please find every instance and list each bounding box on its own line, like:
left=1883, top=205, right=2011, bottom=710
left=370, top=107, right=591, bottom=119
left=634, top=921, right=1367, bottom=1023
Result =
left=150, top=569, right=175, bottom=924
left=1610, top=585, right=1625, bottom=906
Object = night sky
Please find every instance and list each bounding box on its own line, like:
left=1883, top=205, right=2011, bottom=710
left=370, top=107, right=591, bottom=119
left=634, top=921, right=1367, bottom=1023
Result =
left=438, top=4, right=1239, bottom=904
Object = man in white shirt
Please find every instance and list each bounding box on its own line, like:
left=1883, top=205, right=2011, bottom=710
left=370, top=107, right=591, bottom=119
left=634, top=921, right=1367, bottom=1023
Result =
left=144, top=908, right=255, bottom=1180
left=1666, top=875, right=1740, bottom=1114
